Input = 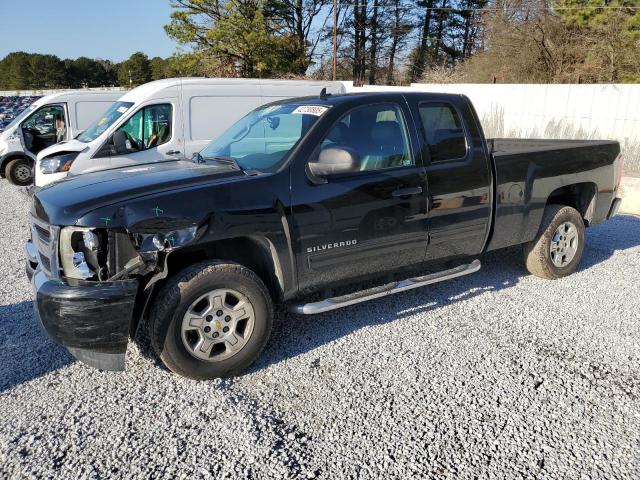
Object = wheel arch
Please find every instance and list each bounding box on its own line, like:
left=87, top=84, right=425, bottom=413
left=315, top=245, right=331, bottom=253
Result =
left=135, top=235, right=286, bottom=337
left=545, top=182, right=597, bottom=225
left=1, top=153, right=33, bottom=177
left=167, top=236, right=285, bottom=300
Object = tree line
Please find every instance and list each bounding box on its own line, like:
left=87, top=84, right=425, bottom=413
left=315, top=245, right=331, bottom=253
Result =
left=163, top=0, right=490, bottom=84
left=163, top=0, right=640, bottom=84
left=0, top=51, right=194, bottom=90
left=2, top=0, right=639, bottom=89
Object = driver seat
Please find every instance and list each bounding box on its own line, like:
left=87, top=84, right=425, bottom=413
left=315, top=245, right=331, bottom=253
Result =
left=360, top=121, right=406, bottom=171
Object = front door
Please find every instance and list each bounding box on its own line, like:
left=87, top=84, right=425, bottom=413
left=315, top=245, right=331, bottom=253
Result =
left=108, top=102, right=182, bottom=168
left=290, top=102, right=429, bottom=293
left=21, top=104, right=67, bottom=155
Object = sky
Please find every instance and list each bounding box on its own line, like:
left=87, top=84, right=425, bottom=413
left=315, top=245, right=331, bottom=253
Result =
left=0, top=0, right=179, bottom=62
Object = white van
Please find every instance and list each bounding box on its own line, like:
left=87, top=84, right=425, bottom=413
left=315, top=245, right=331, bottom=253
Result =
left=35, top=78, right=346, bottom=187
left=0, top=91, right=124, bottom=185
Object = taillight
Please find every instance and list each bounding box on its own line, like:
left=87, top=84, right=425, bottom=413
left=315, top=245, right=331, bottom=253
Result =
left=614, top=153, right=624, bottom=190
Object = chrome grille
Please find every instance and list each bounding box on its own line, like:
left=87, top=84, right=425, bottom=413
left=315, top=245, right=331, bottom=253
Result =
left=34, top=223, right=51, bottom=244
left=30, top=215, right=59, bottom=279
left=40, top=254, right=51, bottom=272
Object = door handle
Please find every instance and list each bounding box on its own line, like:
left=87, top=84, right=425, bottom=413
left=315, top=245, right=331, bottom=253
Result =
left=166, top=150, right=182, bottom=156
left=392, top=186, right=423, bottom=197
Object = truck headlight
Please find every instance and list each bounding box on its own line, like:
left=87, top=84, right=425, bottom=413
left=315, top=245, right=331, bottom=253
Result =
left=40, top=152, right=79, bottom=174
left=59, top=227, right=107, bottom=280
left=135, top=226, right=198, bottom=252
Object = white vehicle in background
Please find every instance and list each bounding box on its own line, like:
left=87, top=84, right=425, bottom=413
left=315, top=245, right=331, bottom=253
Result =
left=0, top=91, right=123, bottom=185
left=35, top=78, right=346, bottom=187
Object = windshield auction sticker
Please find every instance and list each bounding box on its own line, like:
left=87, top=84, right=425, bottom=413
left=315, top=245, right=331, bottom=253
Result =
left=292, top=105, right=329, bottom=116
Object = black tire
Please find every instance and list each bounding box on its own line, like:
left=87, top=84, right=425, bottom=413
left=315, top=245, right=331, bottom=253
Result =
left=6, top=157, right=33, bottom=186
left=523, top=204, right=585, bottom=280
left=149, top=261, right=273, bottom=379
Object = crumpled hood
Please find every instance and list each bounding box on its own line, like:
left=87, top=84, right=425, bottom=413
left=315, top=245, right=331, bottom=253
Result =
left=33, top=160, right=244, bottom=225
left=37, top=139, right=87, bottom=160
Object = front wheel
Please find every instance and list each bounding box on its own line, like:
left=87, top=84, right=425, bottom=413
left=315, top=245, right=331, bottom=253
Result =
left=6, top=157, right=33, bottom=186
left=149, top=261, right=273, bottom=380
left=523, top=204, right=585, bottom=280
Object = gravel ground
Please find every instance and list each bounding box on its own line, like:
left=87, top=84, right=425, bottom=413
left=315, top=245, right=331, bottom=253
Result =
left=1, top=179, right=639, bottom=479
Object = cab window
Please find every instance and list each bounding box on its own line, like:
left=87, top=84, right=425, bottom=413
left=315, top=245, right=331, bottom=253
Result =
left=320, top=104, right=413, bottom=171
left=21, top=104, right=67, bottom=153
left=114, top=104, right=172, bottom=152
left=22, top=105, right=66, bottom=140
left=418, top=103, right=467, bottom=162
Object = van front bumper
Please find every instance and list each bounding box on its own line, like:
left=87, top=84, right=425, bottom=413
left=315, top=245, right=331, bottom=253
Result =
left=34, top=169, right=68, bottom=188
left=26, top=241, right=138, bottom=371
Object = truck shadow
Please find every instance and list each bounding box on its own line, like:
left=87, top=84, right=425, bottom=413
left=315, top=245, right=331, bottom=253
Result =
left=0, top=301, right=74, bottom=392
left=1, top=215, right=638, bottom=389
left=251, top=214, right=640, bottom=374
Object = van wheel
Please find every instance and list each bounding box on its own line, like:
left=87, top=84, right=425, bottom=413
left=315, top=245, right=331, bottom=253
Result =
left=149, top=261, right=273, bottom=380
left=6, top=158, right=33, bottom=186
left=523, top=205, right=585, bottom=280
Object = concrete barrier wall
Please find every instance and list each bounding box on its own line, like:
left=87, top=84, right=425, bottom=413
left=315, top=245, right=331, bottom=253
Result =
left=345, top=82, right=640, bottom=173
left=0, top=87, right=127, bottom=96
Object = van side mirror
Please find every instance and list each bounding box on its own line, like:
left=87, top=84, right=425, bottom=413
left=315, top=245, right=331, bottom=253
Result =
left=112, top=131, right=129, bottom=155
left=308, top=146, right=360, bottom=178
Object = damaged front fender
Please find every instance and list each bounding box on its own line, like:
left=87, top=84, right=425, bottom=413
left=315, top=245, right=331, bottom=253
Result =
left=76, top=201, right=209, bottom=282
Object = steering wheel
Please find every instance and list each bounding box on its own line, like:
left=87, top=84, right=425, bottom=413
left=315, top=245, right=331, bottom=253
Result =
left=122, top=131, right=141, bottom=151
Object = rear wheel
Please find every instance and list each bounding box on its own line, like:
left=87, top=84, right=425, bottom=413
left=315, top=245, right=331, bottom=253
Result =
left=6, top=157, right=33, bottom=186
left=523, top=204, right=585, bottom=280
left=149, top=261, right=273, bottom=379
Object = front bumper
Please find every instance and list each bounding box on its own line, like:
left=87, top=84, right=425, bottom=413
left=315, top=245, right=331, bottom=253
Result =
left=26, top=240, right=138, bottom=371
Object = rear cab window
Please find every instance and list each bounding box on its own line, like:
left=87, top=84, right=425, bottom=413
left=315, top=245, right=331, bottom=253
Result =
left=418, top=102, right=468, bottom=162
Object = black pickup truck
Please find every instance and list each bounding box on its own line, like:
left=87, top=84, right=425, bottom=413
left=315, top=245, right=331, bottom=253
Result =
left=25, top=92, right=623, bottom=379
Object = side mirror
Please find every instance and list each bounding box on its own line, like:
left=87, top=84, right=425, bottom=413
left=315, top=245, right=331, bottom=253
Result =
left=308, top=146, right=360, bottom=178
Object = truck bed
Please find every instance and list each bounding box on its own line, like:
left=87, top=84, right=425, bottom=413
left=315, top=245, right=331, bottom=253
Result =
left=485, top=137, right=620, bottom=252
left=488, top=138, right=618, bottom=155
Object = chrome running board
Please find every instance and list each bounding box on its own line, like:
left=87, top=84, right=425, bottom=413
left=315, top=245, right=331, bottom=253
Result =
left=289, top=259, right=481, bottom=315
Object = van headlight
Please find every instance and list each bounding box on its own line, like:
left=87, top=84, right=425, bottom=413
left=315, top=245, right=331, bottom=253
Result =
left=40, top=152, right=79, bottom=174
left=59, top=227, right=107, bottom=280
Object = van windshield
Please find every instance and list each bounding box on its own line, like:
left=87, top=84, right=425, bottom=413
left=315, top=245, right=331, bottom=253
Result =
left=78, top=101, right=134, bottom=143
left=199, top=102, right=330, bottom=173
left=3, top=104, right=38, bottom=131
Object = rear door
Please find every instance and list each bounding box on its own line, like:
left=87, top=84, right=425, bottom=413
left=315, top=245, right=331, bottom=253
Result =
left=406, top=95, right=492, bottom=261
left=290, top=99, right=429, bottom=293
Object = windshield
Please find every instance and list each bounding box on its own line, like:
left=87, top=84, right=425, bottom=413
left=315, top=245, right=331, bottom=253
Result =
left=77, top=101, right=134, bottom=143
left=199, top=102, right=330, bottom=173
left=3, top=104, right=38, bottom=131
